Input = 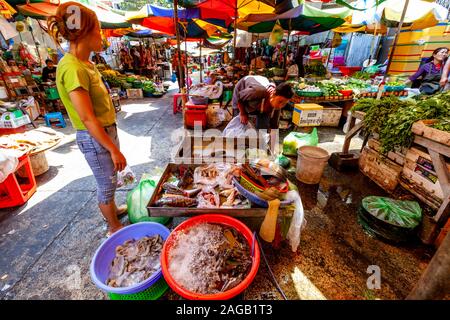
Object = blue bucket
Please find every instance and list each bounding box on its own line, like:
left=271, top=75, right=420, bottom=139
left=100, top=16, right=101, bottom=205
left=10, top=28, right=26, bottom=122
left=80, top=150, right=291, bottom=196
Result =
left=90, top=222, right=170, bottom=295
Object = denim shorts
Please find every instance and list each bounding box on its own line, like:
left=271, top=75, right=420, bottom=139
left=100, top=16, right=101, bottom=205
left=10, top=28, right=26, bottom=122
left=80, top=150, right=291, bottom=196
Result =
left=76, top=125, right=120, bottom=205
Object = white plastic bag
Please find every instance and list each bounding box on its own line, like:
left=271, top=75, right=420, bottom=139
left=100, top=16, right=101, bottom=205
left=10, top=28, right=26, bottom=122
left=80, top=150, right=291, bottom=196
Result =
left=286, top=190, right=306, bottom=253
left=223, top=116, right=256, bottom=138
left=0, top=150, right=19, bottom=183
left=117, top=165, right=136, bottom=188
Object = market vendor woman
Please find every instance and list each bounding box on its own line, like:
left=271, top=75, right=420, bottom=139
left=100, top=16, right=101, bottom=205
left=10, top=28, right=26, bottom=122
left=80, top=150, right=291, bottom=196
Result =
left=48, top=2, right=127, bottom=236
left=232, top=75, right=294, bottom=130
left=406, top=47, right=449, bottom=94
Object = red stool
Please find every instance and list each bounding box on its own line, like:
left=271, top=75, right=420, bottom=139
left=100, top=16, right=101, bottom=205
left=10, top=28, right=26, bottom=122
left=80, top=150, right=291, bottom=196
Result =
left=173, top=93, right=187, bottom=114
left=184, top=103, right=207, bottom=129
left=0, top=154, right=37, bottom=208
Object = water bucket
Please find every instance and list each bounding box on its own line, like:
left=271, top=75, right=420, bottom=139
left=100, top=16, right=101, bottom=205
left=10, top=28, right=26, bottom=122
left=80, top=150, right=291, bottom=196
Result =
left=296, top=146, right=330, bottom=184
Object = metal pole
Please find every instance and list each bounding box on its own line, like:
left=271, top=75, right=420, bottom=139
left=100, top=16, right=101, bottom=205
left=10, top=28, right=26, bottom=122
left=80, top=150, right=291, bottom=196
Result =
left=325, top=32, right=335, bottom=71
left=233, top=6, right=238, bottom=63
left=377, top=0, right=410, bottom=99
left=173, top=0, right=185, bottom=90
left=199, top=40, right=203, bottom=83
left=185, top=38, right=189, bottom=93
left=283, top=20, right=292, bottom=70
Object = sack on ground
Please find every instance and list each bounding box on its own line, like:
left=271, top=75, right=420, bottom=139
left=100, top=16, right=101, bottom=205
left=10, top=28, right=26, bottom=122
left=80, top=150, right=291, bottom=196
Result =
left=283, top=128, right=319, bottom=156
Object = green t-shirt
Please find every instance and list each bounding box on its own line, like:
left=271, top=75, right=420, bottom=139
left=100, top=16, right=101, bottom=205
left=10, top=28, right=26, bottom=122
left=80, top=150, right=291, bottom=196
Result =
left=56, top=53, right=116, bottom=130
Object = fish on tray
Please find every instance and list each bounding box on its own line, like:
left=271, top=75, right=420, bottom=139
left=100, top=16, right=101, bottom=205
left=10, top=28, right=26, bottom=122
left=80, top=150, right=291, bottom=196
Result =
left=155, top=196, right=198, bottom=207
left=162, top=182, right=201, bottom=198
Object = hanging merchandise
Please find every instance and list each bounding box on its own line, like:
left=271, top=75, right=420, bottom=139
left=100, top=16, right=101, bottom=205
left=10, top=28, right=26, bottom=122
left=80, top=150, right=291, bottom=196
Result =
left=269, top=20, right=284, bottom=47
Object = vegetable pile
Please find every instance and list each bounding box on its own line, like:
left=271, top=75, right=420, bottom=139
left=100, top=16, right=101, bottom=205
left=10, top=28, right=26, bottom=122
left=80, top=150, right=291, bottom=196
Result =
left=352, top=91, right=450, bottom=154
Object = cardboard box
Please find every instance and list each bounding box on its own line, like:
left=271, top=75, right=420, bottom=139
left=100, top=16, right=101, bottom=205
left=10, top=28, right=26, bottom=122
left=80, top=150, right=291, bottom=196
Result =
left=292, top=103, right=323, bottom=127
left=126, top=89, right=143, bottom=99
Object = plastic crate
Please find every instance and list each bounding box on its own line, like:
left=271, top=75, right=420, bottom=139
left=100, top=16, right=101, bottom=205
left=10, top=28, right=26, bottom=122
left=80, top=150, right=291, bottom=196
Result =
left=108, top=276, right=168, bottom=300
left=45, top=87, right=60, bottom=100
left=0, top=114, right=31, bottom=129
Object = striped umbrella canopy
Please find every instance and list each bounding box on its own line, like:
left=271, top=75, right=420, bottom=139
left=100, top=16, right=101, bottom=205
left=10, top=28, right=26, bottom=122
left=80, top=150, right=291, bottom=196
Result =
left=238, top=3, right=349, bottom=34
left=0, top=0, right=16, bottom=19
left=126, top=4, right=232, bottom=39
left=337, top=0, right=448, bottom=32
left=12, top=0, right=131, bottom=29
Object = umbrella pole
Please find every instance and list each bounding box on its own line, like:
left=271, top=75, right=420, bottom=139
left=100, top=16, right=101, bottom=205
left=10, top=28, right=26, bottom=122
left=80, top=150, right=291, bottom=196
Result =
left=283, top=20, right=292, bottom=70
left=199, top=41, right=202, bottom=83
left=325, top=32, right=335, bottom=71
left=254, top=33, right=259, bottom=73
left=377, top=0, right=410, bottom=99
left=185, top=37, right=190, bottom=93
left=173, top=0, right=185, bottom=91
left=233, top=6, right=238, bottom=63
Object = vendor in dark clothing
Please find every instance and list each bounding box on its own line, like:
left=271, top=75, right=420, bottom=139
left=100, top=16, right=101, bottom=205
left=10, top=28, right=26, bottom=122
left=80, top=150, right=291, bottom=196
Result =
left=42, top=58, right=57, bottom=83
left=405, top=47, right=448, bottom=93
left=232, top=75, right=294, bottom=130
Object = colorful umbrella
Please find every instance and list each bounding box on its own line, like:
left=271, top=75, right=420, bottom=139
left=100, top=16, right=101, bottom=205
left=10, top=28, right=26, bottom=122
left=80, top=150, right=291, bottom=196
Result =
left=346, top=0, right=448, bottom=31
left=0, top=0, right=16, bottom=19
left=195, top=0, right=275, bottom=19
left=239, top=4, right=348, bottom=34
left=126, top=4, right=232, bottom=39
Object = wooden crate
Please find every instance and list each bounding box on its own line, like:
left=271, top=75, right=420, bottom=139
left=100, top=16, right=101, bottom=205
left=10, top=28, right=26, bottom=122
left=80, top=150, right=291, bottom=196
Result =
left=402, top=147, right=450, bottom=202
left=359, top=146, right=403, bottom=193
left=435, top=218, right=450, bottom=248
left=412, top=120, right=450, bottom=147
left=399, top=174, right=442, bottom=211
left=321, top=107, right=342, bottom=127
left=367, top=138, right=406, bottom=166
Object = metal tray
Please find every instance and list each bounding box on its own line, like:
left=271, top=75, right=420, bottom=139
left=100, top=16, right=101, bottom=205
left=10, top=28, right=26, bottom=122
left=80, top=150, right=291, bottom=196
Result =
left=173, top=134, right=273, bottom=164
left=147, top=163, right=293, bottom=218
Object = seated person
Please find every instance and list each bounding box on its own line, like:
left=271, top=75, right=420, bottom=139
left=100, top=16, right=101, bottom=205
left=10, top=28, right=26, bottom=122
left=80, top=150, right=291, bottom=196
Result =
left=42, top=59, right=57, bottom=83
left=92, top=52, right=107, bottom=65
left=405, top=47, right=448, bottom=94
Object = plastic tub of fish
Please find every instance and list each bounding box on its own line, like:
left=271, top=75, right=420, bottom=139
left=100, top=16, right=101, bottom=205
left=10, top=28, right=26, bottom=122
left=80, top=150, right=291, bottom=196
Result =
left=90, top=222, right=170, bottom=299
left=161, top=214, right=260, bottom=300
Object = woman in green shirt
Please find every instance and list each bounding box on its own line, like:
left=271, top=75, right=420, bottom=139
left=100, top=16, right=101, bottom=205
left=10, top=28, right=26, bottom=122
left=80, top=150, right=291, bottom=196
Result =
left=48, top=2, right=127, bottom=236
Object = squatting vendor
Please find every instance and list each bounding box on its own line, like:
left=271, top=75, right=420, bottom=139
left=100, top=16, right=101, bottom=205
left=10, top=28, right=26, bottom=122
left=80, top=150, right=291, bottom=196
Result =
left=232, top=75, right=294, bottom=130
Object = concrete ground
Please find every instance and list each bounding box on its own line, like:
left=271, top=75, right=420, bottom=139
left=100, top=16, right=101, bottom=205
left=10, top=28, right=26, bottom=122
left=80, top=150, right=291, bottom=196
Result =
left=0, top=90, right=434, bottom=300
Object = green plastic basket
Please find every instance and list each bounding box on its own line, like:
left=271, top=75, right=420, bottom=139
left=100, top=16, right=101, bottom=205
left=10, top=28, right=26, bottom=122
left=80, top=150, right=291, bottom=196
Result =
left=295, top=90, right=323, bottom=97
left=108, top=276, right=169, bottom=300
left=45, top=87, right=60, bottom=100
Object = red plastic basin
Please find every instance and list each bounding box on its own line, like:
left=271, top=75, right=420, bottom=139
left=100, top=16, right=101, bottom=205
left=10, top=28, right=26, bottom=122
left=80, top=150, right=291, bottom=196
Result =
left=338, top=66, right=362, bottom=76
left=160, top=214, right=260, bottom=300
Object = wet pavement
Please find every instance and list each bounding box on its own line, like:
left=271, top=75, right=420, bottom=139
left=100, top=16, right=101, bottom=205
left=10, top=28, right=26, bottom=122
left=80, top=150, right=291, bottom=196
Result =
left=0, top=90, right=434, bottom=300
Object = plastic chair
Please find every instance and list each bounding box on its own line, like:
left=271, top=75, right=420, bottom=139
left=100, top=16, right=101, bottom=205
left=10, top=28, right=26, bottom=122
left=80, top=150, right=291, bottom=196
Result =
left=172, top=93, right=187, bottom=114
left=0, top=155, right=37, bottom=208
left=44, top=112, right=66, bottom=128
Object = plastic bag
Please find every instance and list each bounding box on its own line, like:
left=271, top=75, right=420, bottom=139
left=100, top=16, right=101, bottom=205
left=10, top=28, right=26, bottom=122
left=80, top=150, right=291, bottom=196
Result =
left=362, top=196, right=422, bottom=228
left=223, top=116, right=256, bottom=138
left=269, top=20, right=284, bottom=47
left=0, top=150, right=18, bottom=183
left=282, top=128, right=319, bottom=156
left=286, top=190, right=306, bottom=253
left=117, top=165, right=136, bottom=188
left=171, top=72, right=177, bottom=83
left=127, top=172, right=169, bottom=224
